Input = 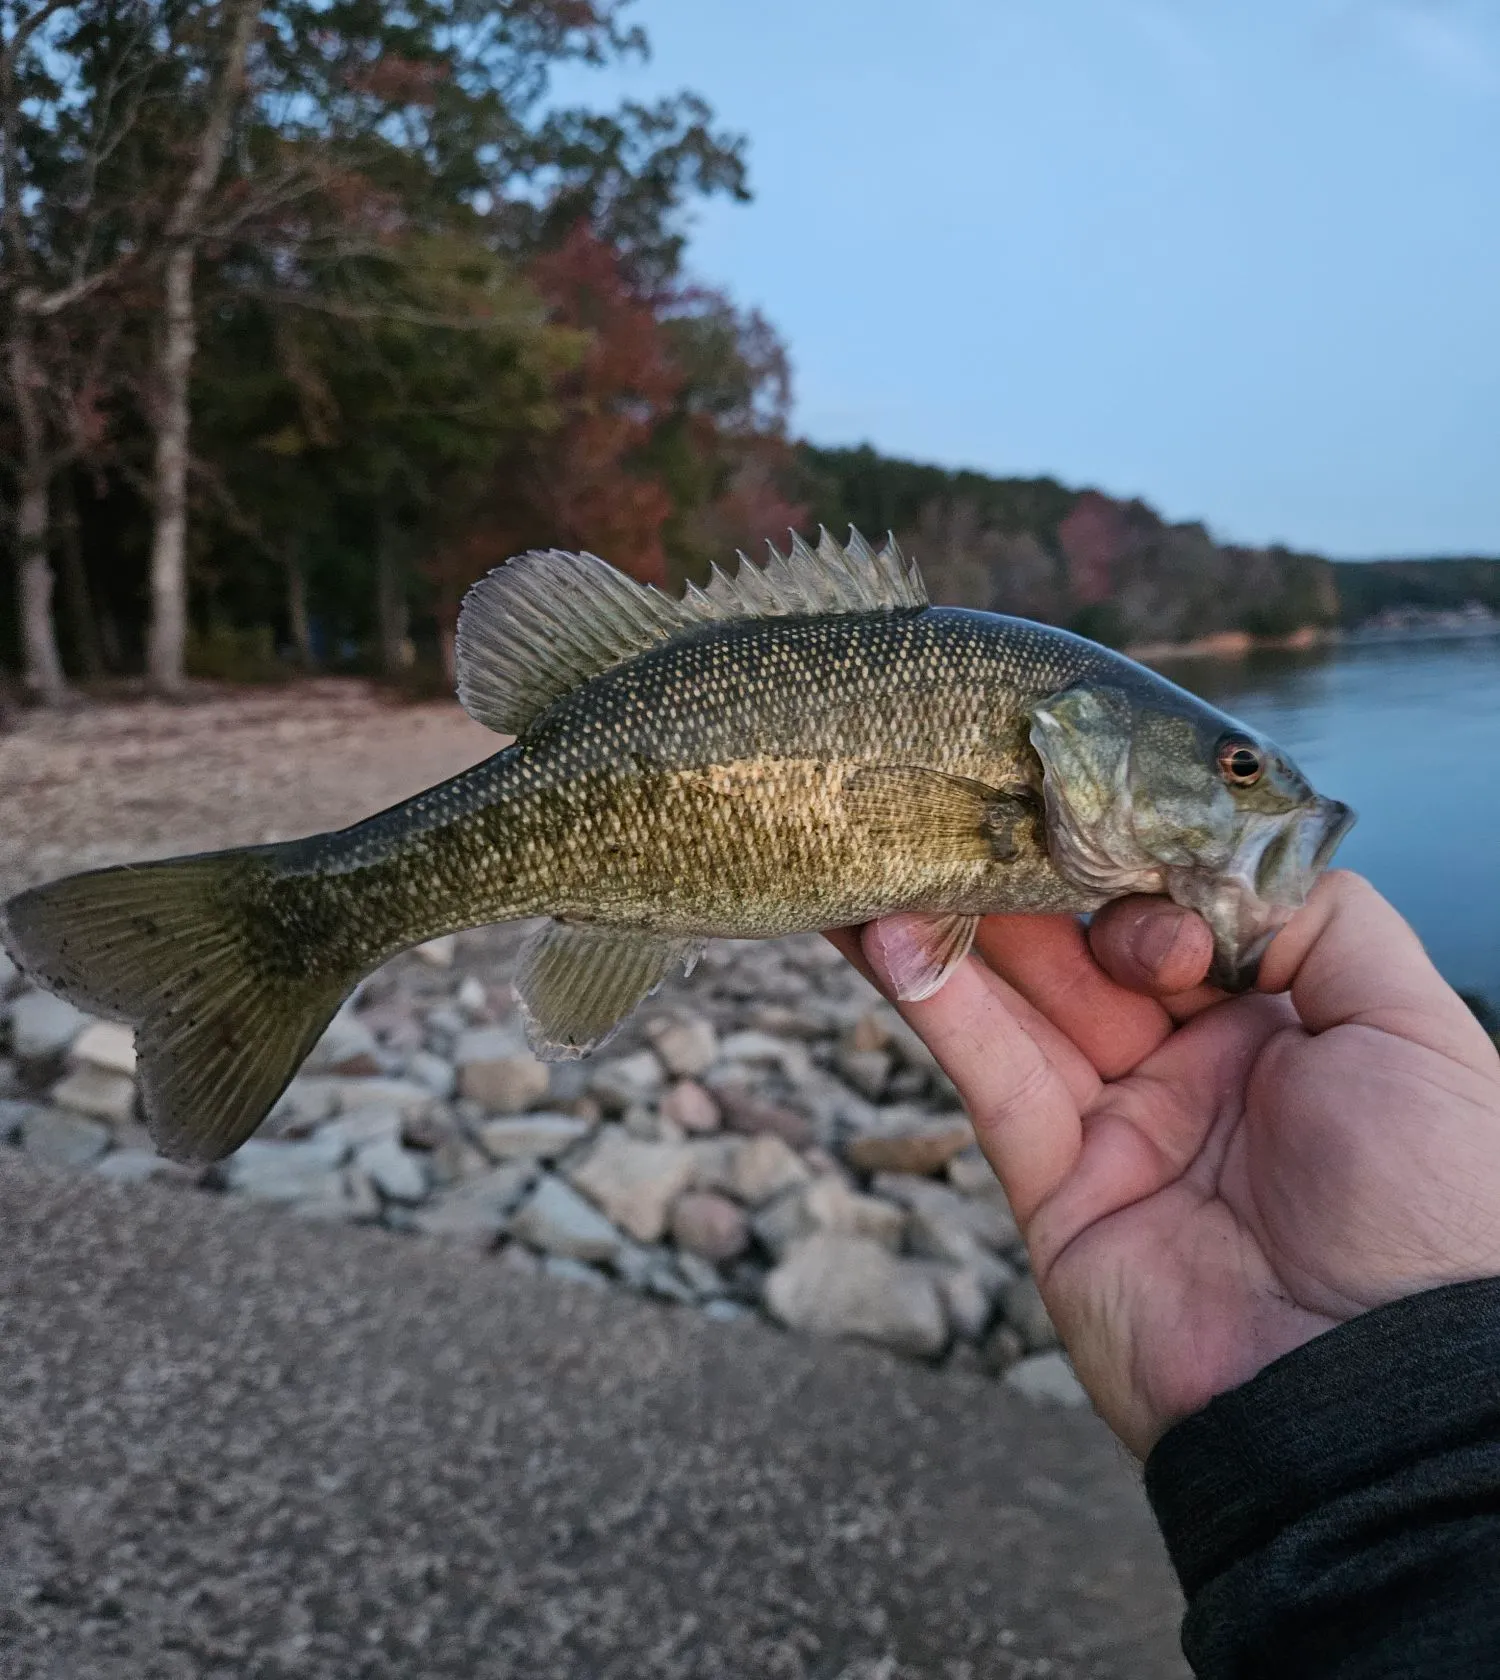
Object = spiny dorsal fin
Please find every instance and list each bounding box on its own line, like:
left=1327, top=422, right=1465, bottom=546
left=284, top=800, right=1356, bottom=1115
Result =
left=454, top=528, right=926, bottom=736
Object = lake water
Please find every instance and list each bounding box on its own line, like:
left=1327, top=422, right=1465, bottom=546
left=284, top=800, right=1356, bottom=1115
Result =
left=1164, top=635, right=1500, bottom=1004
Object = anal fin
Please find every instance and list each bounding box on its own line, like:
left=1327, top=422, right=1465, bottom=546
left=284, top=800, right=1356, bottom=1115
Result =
left=865, top=912, right=980, bottom=1003
left=515, top=921, right=702, bottom=1060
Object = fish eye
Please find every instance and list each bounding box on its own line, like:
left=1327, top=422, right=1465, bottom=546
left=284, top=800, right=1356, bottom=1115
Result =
left=1216, top=736, right=1265, bottom=787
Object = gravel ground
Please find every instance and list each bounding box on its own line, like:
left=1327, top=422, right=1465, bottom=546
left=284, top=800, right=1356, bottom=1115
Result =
left=0, top=682, right=496, bottom=894
left=0, top=1157, right=1186, bottom=1679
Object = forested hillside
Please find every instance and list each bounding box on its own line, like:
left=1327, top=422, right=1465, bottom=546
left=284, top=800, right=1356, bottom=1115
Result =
left=800, top=445, right=1336, bottom=648
left=803, top=445, right=1500, bottom=648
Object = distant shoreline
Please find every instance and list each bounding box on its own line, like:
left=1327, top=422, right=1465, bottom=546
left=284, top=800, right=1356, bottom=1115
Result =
left=1132, top=616, right=1500, bottom=664
left=1126, top=625, right=1328, bottom=663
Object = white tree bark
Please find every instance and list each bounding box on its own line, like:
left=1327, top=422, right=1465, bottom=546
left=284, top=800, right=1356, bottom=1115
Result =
left=144, top=0, right=259, bottom=695
left=15, top=469, right=66, bottom=704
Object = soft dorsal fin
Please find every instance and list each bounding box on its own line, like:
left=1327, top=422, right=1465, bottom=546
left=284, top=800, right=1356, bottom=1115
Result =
left=454, top=527, right=926, bottom=736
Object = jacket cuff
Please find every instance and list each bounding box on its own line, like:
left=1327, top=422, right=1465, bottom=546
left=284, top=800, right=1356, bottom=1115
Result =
left=1144, top=1277, right=1500, bottom=1598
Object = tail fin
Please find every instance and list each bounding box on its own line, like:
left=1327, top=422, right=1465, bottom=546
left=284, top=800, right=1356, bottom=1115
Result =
left=1, top=850, right=356, bottom=1162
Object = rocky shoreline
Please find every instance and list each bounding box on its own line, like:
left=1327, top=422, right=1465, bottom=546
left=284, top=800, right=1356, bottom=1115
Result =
left=0, top=925, right=1087, bottom=1407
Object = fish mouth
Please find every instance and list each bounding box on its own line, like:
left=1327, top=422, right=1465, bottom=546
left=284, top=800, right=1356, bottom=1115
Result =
left=1310, top=798, right=1356, bottom=873
left=1183, top=796, right=1358, bottom=992
left=1253, top=796, right=1356, bottom=903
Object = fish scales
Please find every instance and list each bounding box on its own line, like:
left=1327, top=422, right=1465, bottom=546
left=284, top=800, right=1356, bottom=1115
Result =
left=0, top=530, right=1353, bottom=1161
left=282, top=609, right=1108, bottom=970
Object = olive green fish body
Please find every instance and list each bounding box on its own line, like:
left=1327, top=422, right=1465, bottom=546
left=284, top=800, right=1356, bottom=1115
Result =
left=1, top=532, right=1353, bottom=1162
left=298, top=608, right=1107, bottom=966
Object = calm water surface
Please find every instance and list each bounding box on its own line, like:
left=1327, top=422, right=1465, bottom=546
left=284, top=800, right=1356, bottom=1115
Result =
left=1167, top=636, right=1500, bottom=1002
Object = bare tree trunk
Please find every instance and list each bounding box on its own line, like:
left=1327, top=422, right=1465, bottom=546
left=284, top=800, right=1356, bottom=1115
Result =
left=144, top=0, right=258, bottom=696
left=15, top=469, right=66, bottom=704
left=5, top=313, right=68, bottom=703
left=144, top=244, right=196, bottom=693
left=285, top=544, right=314, bottom=669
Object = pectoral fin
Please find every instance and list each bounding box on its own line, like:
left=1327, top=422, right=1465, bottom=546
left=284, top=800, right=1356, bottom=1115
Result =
left=514, top=921, right=702, bottom=1060
left=842, top=765, right=1033, bottom=862
left=865, top=911, right=980, bottom=1002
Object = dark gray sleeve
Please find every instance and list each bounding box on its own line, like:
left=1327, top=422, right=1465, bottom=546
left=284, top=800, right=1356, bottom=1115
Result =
left=1143, top=1278, right=1500, bottom=1679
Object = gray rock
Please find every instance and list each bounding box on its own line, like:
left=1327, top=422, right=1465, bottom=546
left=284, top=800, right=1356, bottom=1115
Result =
left=716, top=1030, right=814, bottom=1084
left=356, top=1136, right=429, bottom=1203
left=0, top=1057, right=18, bottom=1100
left=565, top=1128, right=697, bottom=1243
left=424, top=1004, right=466, bottom=1042
left=494, top=1240, right=541, bottom=1276
left=222, top=1136, right=348, bottom=1202
left=0, top=948, right=16, bottom=992
left=750, top=1189, right=812, bottom=1259
left=645, top=1012, right=719, bottom=1078
left=673, top=1249, right=728, bottom=1299
left=702, top=1298, right=754, bottom=1323
left=668, top=1190, right=749, bottom=1262
left=873, top=1173, right=1020, bottom=1253
left=93, top=1149, right=179, bottom=1186
left=509, top=1175, right=625, bottom=1263
left=267, top=1076, right=345, bottom=1129
left=1004, top=1351, right=1090, bottom=1407
left=9, top=990, right=88, bottom=1063
left=0, top=1097, right=43, bottom=1143
left=725, top=1133, right=812, bottom=1206
left=765, top=1234, right=948, bottom=1358
left=1001, top=1274, right=1060, bottom=1352
left=980, top=1323, right=1026, bottom=1376
left=288, top=1167, right=382, bottom=1223
left=48, top=1066, right=136, bottom=1125
left=329, top=1077, right=435, bottom=1117
left=304, top=1007, right=381, bottom=1075
left=69, top=1021, right=136, bottom=1077
left=835, top=1047, right=892, bottom=1101
left=455, top=975, right=488, bottom=1015
left=612, top=1242, right=697, bottom=1303
left=428, top=1134, right=495, bottom=1188
left=411, top=1164, right=535, bottom=1242
left=933, top=1266, right=995, bottom=1341
left=541, top=1255, right=609, bottom=1290
left=587, top=1050, right=665, bottom=1111
left=314, top=1106, right=403, bottom=1151
left=21, top=1108, right=111, bottom=1168
left=753, top=1176, right=906, bottom=1259
left=405, top=1050, right=456, bottom=1100
left=478, top=1113, right=593, bottom=1162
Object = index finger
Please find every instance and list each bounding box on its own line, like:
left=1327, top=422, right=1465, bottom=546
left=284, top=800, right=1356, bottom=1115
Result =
left=973, top=913, right=1180, bottom=1079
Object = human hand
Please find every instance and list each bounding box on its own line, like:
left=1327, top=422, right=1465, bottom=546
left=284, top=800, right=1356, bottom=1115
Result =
left=831, top=872, right=1500, bottom=1457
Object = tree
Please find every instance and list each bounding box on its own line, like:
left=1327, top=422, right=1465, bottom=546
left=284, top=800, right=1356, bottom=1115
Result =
left=143, top=0, right=259, bottom=695
left=0, top=0, right=150, bottom=701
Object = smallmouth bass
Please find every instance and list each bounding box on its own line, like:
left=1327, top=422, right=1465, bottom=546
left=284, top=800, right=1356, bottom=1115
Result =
left=1, top=531, right=1353, bottom=1161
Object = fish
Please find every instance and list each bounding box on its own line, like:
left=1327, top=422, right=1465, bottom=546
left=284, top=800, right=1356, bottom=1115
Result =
left=0, top=529, right=1354, bottom=1163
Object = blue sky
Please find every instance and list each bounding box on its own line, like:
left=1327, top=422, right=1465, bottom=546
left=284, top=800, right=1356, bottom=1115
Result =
left=560, top=0, right=1500, bottom=558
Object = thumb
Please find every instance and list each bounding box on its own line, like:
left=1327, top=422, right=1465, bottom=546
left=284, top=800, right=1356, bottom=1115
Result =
left=1258, top=871, right=1498, bottom=1071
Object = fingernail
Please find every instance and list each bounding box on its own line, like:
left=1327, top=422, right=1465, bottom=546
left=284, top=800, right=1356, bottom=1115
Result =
left=1130, top=907, right=1188, bottom=974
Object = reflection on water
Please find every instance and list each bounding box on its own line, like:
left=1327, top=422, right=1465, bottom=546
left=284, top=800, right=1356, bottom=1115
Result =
left=1159, top=636, right=1500, bottom=1001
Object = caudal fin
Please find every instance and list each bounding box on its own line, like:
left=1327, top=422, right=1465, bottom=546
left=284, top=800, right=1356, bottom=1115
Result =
left=1, top=851, right=354, bottom=1162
